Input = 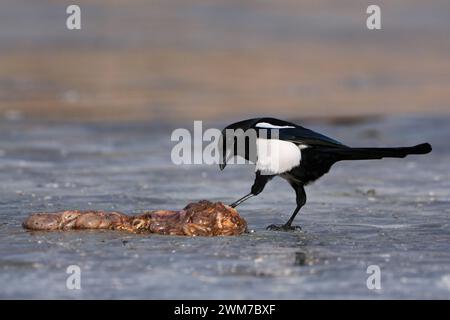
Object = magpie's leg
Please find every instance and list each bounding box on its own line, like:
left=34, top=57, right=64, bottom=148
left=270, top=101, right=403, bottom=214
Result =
left=230, top=193, right=254, bottom=208
left=230, top=172, right=273, bottom=208
left=267, top=184, right=306, bottom=231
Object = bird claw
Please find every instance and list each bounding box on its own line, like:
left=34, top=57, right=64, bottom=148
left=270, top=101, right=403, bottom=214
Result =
left=266, top=224, right=302, bottom=231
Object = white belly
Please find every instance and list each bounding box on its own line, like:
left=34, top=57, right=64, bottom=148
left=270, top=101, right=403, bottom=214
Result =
left=255, top=139, right=302, bottom=175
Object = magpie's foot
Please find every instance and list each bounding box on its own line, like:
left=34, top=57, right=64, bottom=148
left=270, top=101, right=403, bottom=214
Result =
left=266, top=224, right=302, bottom=231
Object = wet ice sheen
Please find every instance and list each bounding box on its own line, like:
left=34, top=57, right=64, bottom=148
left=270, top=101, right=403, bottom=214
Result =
left=0, top=116, right=449, bottom=299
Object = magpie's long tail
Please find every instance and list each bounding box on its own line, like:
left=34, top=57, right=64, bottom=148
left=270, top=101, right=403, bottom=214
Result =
left=327, top=143, right=432, bottom=161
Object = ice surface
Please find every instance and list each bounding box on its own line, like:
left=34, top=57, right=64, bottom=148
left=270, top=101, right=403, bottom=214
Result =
left=0, top=116, right=449, bottom=299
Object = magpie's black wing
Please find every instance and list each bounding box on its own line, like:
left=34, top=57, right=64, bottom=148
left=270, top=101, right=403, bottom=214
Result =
left=278, top=126, right=347, bottom=148
left=250, top=117, right=347, bottom=148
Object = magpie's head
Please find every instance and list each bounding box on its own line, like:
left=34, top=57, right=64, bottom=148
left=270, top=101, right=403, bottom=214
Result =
left=219, top=118, right=262, bottom=170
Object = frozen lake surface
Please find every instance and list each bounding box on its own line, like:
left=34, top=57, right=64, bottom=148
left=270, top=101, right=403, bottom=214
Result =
left=0, top=115, right=449, bottom=299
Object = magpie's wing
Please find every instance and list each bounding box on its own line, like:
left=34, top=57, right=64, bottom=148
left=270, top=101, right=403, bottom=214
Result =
left=224, top=117, right=347, bottom=148
left=278, top=126, right=347, bottom=148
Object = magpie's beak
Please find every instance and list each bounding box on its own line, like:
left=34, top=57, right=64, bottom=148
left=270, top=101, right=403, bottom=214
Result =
left=219, top=148, right=232, bottom=170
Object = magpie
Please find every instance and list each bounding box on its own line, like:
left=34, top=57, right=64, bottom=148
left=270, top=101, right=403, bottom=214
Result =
left=219, top=117, right=432, bottom=231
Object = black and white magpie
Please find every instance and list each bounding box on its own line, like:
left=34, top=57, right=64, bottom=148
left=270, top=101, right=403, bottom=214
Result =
left=219, top=117, right=432, bottom=231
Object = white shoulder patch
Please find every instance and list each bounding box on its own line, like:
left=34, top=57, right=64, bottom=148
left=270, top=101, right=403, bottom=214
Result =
left=255, top=139, right=302, bottom=175
left=255, top=122, right=295, bottom=129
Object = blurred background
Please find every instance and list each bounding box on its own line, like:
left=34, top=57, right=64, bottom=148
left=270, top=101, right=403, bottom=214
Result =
left=1, top=0, right=449, bottom=123
left=1, top=1, right=450, bottom=299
